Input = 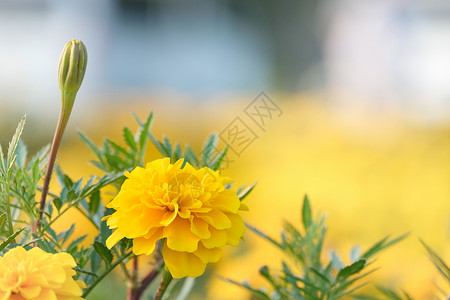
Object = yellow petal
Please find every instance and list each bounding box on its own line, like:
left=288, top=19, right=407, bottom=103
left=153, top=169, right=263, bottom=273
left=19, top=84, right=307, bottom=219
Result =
left=211, top=189, right=240, bottom=213
left=34, top=289, right=57, bottom=300
left=162, top=243, right=206, bottom=278
left=106, top=229, right=126, bottom=249
left=201, top=227, right=227, bottom=249
left=197, top=210, right=231, bottom=230
left=160, top=209, right=178, bottom=226
left=193, top=243, right=221, bottom=264
left=19, top=285, right=41, bottom=299
left=225, top=213, right=246, bottom=246
left=163, top=217, right=200, bottom=252
left=133, top=228, right=163, bottom=255
left=190, top=218, right=211, bottom=239
left=147, top=157, right=171, bottom=173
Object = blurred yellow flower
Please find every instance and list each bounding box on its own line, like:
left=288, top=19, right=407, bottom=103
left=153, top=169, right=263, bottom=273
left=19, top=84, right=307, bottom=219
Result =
left=0, top=246, right=85, bottom=300
left=104, top=157, right=246, bottom=278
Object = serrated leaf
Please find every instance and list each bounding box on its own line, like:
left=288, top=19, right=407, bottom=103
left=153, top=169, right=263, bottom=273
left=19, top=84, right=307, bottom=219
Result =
left=0, top=143, right=5, bottom=175
left=61, top=224, right=76, bottom=245
left=93, top=241, right=113, bottom=265
left=163, top=136, right=172, bottom=157
left=208, top=145, right=228, bottom=171
left=331, top=251, right=344, bottom=270
left=184, top=145, right=199, bottom=168
left=7, top=115, right=26, bottom=170
left=302, top=195, right=312, bottom=230
left=53, top=198, right=62, bottom=212
left=201, top=134, right=218, bottom=166
left=15, top=140, right=27, bottom=168
left=78, top=131, right=104, bottom=163
left=89, top=189, right=100, bottom=215
left=67, top=235, right=88, bottom=253
left=337, top=259, right=366, bottom=280
left=0, top=228, right=24, bottom=252
left=173, top=143, right=182, bottom=162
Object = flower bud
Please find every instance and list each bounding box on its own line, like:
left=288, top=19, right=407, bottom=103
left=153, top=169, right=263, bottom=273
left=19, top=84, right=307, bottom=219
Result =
left=58, top=39, right=87, bottom=97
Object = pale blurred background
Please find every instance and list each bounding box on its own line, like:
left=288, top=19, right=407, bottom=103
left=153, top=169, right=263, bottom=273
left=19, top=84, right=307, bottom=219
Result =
left=1, top=0, right=450, bottom=299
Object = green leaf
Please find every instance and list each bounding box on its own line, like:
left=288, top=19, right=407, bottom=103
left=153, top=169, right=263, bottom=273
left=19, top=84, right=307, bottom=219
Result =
left=208, top=145, right=228, bottom=171
left=7, top=115, right=26, bottom=170
left=331, top=251, right=344, bottom=270
left=184, top=145, right=199, bottom=168
left=237, top=181, right=257, bottom=201
left=173, top=143, right=182, bottom=162
left=309, top=267, right=331, bottom=284
left=376, top=286, right=403, bottom=300
left=362, top=233, right=408, bottom=259
left=163, top=136, right=173, bottom=157
left=0, top=144, right=5, bottom=176
left=0, top=213, right=5, bottom=230
left=61, top=224, right=76, bottom=245
left=15, top=140, right=27, bottom=168
left=137, top=112, right=153, bottom=152
left=337, top=259, right=366, bottom=280
left=78, top=131, right=103, bottom=161
left=246, top=222, right=284, bottom=250
left=0, top=228, right=24, bottom=252
left=67, top=235, right=88, bottom=253
left=123, top=127, right=137, bottom=152
left=201, top=133, right=218, bottom=166
left=302, top=195, right=312, bottom=230
left=53, top=198, right=62, bottom=212
left=93, top=241, right=113, bottom=265
left=221, top=277, right=271, bottom=300
left=89, top=189, right=101, bottom=215
left=420, top=239, right=450, bottom=282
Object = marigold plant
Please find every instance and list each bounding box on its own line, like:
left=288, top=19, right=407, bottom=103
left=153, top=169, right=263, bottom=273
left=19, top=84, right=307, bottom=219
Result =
left=104, top=157, right=247, bottom=278
left=0, top=246, right=85, bottom=300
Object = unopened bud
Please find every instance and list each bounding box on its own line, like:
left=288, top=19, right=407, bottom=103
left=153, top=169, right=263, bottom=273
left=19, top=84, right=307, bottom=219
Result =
left=58, top=39, right=87, bottom=98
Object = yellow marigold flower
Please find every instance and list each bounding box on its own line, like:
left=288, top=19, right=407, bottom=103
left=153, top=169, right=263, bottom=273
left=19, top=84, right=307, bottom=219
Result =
left=104, top=158, right=247, bottom=278
left=0, top=246, right=85, bottom=300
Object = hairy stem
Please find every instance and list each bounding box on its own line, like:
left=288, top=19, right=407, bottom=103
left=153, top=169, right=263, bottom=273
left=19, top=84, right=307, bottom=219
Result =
left=154, top=268, right=173, bottom=300
left=33, top=111, right=69, bottom=235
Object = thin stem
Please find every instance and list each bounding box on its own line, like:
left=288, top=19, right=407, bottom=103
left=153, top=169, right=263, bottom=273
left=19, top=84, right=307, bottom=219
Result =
left=113, top=248, right=132, bottom=281
left=4, top=177, right=14, bottom=235
left=127, top=256, right=139, bottom=300
left=154, top=268, right=173, bottom=300
left=134, top=260, right=163, bottom=299
left=82, top=251, right=133, bottom=298
left=33, top=111, right=69, bottom=235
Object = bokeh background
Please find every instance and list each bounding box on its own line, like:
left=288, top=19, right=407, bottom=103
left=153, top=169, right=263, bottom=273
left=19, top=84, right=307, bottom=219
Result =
left=1, top=0, right=450, bottom=299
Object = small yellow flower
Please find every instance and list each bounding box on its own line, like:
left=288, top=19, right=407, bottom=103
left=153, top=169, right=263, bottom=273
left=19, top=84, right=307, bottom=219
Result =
left=104, top=158, right=247, bottom=278
left=0, top=246, right=85, bottom=300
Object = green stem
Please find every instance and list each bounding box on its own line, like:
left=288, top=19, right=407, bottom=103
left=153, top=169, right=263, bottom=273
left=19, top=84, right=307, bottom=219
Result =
left=4, top=177, right=13, bottom=235
left=154, top=268, right=173, bottom=300
left=82, top=251, right=133, bottom=298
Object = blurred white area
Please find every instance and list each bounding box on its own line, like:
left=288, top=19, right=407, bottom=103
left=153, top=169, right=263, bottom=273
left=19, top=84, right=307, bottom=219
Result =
left=0, top=0, right=450, bottom=123
left=0, top=0, right=272, bottom=112
left=323, top=0, right=450, bottom=122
